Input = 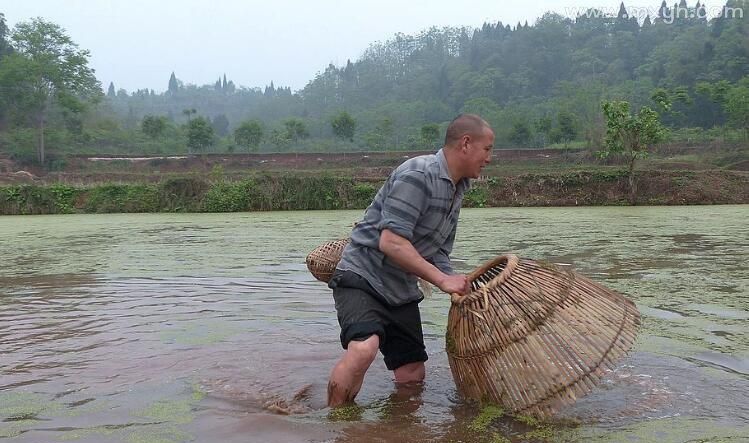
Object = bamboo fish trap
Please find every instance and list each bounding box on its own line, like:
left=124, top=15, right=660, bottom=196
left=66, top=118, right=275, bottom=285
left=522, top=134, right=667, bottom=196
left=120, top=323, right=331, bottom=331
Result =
left=306, top=238, right=350, bottom=283
left=447, top=254, right=640, bottom=418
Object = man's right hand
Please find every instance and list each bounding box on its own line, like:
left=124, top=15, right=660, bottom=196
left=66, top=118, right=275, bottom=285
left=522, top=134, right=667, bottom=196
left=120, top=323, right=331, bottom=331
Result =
left=437, top=274, right=471, bottom=295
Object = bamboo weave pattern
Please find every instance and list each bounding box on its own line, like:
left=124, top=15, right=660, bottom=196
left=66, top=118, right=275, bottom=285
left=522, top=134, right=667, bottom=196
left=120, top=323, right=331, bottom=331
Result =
left=306, top=238, right=350, bottom=283
left=447, top=255, right=640, bottom=418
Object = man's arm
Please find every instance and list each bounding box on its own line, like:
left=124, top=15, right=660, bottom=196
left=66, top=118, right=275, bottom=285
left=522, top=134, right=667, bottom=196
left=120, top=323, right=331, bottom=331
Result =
left=429, top=221, right=457, bottom=275
left=379, top=229, right=469, bottom=295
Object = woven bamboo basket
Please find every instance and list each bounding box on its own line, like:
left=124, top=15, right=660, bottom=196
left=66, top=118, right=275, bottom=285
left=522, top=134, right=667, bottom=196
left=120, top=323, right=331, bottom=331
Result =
left=306, top=238, right=350, bottom=283
left=447, top=254, right=640, bottom=418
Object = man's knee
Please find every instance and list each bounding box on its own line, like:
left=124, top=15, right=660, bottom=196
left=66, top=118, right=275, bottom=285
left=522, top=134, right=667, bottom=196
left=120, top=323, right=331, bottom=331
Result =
left=346, top=335, right=380, bottom=369
left=393, top=361, right=425, bottom=384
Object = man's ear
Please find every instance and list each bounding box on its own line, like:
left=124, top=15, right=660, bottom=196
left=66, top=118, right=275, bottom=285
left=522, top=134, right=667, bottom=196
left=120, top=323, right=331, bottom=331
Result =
left=460, top=134, right=471, bottom=151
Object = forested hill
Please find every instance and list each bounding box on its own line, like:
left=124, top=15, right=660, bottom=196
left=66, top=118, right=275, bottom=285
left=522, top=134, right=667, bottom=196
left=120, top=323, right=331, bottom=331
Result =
left=107, top=1, right=747, bottom=148
left=1, top=1, right=747, bottom=158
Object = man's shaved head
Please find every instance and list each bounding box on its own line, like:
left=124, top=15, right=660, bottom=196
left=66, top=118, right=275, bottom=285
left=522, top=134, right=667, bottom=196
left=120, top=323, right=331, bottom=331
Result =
left=444, top=114, right=491, bottom=147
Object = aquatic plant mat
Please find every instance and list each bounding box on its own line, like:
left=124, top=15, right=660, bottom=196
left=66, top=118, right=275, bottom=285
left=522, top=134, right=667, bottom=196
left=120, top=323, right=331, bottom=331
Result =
left=447, top=255, right=640, bottom=418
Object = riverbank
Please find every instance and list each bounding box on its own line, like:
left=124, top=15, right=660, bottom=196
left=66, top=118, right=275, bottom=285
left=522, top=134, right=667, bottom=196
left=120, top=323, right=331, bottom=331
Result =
left=1, top=169, right=746, bottom=215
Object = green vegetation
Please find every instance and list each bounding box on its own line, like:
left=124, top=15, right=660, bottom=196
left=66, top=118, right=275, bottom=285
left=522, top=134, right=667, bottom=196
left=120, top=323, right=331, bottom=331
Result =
left=0, top=174, right=385, bottom=214
left=141, top=115, right=168, bottom=139
left=464, top=184, right=490, bottom=208
left=327, top=404, right=364, bottom=421
left=0, top=6, right=745, bottom=212
left=0, top=17, right=101, bottom=164
left=466, top=404, right=565, bottom=442
left=185, top=117, right=214, bottom=153
left=331, top=111, right=356, bottom=141
left=234, top=120, right=264, bottom=152
left=2, top=166, right=745, bottom=215
left=468, top=404, right=505, bottom=432
left=600, top=100, right=667, bottom=203
left=1, top=4, right=748, bottom=166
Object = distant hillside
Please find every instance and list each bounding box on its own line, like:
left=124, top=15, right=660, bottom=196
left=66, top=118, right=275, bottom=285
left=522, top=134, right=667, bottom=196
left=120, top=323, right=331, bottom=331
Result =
left=0, top=2, right=746, bottom=161
left=103, top=1, right=748, bottom=146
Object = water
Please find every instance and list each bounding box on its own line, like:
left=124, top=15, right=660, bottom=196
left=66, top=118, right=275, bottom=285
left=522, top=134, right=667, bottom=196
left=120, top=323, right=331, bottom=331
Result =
left=0, top=206, right=747, bottom=442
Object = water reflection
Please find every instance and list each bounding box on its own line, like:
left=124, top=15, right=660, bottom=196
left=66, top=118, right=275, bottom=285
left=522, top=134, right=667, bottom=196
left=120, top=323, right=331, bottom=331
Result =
left=0, top=206, right=747, bottom=442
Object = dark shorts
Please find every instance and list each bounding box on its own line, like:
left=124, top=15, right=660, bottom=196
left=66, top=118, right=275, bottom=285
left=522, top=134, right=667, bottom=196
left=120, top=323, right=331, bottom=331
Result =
left=329, top=270, right=428, bottom=371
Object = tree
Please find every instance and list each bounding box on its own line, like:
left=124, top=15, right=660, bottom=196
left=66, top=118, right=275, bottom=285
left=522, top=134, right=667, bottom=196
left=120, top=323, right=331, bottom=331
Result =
left=186, top=116, right=214, bottom=153
left=600, top=101, right=666, bottom=205
left=141, top=115, right=167, bottom=138
left=724, top=78, right=749, bottom=139
left=107, top=82, right=116, bottom=98
left=211, top=113, right=229, bottom=136
left=650, top=88, right=673, bottom=113
left=535, top=116, right=553, bottom=146
left=1, top=18, right=101, bottom=164
left=282, top=118, right=309, bottom=141
left=695, top=77, right=748, bottom=137
left=0, top=14, right=14, bottom=126
left=555, top=111, right=577, bottom=146
left=509, top=121, right=532, bottom=147
left=331, top=111, right=356, bottom=141
left=657, top=0, right=670, bottom=20
left=234, top=120, right=264, bottom=152
left=420, top=123, right=440, bottom=149
left=363, top=117, right=394, bottom=150
left=0, top=13, right=13, bottom=59
left=182, top=108, right=196, bottom=122
left=168, top=72, right=179, bottom=95
left=270, top=128, right=292, bottom=151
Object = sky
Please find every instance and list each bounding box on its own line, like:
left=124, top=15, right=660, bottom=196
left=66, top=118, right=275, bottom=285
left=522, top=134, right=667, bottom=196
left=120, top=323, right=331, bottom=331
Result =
left=2, top=0, right=678, bottom=93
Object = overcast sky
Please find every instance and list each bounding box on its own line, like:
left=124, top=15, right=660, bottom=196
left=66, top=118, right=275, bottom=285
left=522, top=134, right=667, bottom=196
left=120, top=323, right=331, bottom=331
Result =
left=4, top=1, right=667, bottom=93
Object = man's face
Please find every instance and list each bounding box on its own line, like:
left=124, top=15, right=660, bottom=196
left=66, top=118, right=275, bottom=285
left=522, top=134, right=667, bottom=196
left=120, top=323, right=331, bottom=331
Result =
left=463, top=128, right=494, bottom=179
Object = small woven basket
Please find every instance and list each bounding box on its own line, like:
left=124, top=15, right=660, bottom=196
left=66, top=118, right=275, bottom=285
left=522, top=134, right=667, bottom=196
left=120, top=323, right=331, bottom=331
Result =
left=305, top=238, right=350, bottom=283
left=447, top=254, right=640, bottom=418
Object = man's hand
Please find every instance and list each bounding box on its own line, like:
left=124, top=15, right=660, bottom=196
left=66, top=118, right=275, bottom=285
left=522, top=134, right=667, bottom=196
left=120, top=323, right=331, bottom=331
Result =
left=379, top=229, right=472, bottom=295
left=437, top=274, right=471, bottom=295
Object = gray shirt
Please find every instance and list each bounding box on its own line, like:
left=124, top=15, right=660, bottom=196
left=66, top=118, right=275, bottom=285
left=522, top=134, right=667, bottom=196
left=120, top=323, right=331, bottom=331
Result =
left=334, top=149, right=470, bottom=306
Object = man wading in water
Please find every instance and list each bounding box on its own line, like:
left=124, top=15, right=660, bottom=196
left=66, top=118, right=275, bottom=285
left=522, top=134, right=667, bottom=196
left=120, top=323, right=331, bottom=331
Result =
left=327, top=114, right=494, bottom=406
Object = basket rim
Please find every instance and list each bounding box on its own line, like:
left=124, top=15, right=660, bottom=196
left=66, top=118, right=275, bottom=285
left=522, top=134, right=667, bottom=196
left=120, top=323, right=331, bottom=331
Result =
left=451, top=254, right=519, bottom=305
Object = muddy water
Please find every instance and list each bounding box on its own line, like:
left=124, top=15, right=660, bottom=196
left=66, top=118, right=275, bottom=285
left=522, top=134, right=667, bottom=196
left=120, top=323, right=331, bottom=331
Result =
left=0, top=206, right=747, bottom=443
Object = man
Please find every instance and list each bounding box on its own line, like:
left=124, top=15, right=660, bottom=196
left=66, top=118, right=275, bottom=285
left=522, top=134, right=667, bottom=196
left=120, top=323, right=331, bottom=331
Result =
left=327, top=114, right=494, bottom=407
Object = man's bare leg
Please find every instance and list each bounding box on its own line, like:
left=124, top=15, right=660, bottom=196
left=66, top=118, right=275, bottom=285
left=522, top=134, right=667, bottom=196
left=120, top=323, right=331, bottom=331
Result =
left=393, top=361, right=425, bottom=384
left=328, top=335, right=379, bottom=407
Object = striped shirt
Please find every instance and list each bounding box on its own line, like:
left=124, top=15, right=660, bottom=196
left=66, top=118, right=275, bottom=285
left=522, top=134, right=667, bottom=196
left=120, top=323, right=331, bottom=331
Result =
left=334, top=149, right=470, bottom=306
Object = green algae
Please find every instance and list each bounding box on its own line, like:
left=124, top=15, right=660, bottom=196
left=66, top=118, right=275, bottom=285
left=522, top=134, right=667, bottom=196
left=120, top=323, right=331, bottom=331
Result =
left=191, top=381, right=206, bottom=402
left=571, top=416, right=749, bottom=442
left=514, top=413, right=541, bottom=428
left=58, top=425, right=117, bottom=441
left=469, top=404, right=506, bottom=432
left=445, top=329, right=457, bottom=354
left=0, top=419, right=37, bottom=438
left=514, top=413, right=556, bottom=442
left=327, top=404, right=365, bottom=422
left=466, top=405, right=568, bottom=442
left=0, top=391, right=62, bottom=420
left=123, top=381, right=207, bottom=443
left=489, top=433, right=511, bottom=443
left=134, top=399, right=194, bottom=425
left=158, top=321, right=239, bottom=346
left=0, top=392, right=110, bottom=439
left=125, top=426, right=192, bottom=443
left=522, top=426, right=555, bottom=441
